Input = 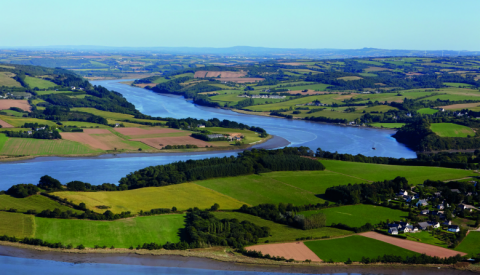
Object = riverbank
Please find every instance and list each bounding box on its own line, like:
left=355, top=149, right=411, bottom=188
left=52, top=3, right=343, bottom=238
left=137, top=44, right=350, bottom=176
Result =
left=0, top=243, right=476, bottom=274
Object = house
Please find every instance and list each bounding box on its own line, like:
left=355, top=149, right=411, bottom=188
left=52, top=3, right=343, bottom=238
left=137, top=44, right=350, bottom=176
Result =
left=437, top=204, right=444, bottom=210
left=398, top=190, right=408, bottom=196
left=416, top=199, right=428, bottom=207
left=115, top=123, right=120, bottom=127
left=451, top=189, right=461, bottom=194
left=404, top=195, right=415, bottom=202
left=458, top=204, right=472, bottom=212
left=197, top=125, right=205, bottom=128
left=443, top=220, right=452, bottom=226
left=431, top=222, right=440, bottom=228
left=399, top=221, right=409, bottom=228
left=433, top=192, right=442, bottom=197
left=420, top=209, right=430, bottom=215
left=35, top=127, right=46, bottom=131
left=27, top=131, right=33, bottom=135
left=405, top=225, right=418, bottom=233
left=388, top=227, right=398, bottom=235
left=448, top=225, right=460, bottom=233
left=417, top=222, right=430, bottom=230
left=71, top=86, right=76, bottom=90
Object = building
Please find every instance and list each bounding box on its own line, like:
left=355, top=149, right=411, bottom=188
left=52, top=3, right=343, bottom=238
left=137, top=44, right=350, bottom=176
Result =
left=207, top=134, right=224, bottom=139
left=416, top=199, right=428, bottom=207
left=388, top=227, right=398, bottom=235
left=398, top=190, right=408, bottom=196
left=448, top=225, right=460, bottom=233
left=197, top=125, right=205, bottom=128
left=405, top=225, right=418, bottom=233
left=437, top=204, right=444, bottom=210
left=420, top=209, right=430, bottom=215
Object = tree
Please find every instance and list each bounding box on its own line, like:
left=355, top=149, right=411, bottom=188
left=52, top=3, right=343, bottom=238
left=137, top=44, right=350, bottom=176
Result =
left=38, top=175, right=62, bottom=190
left=210, top=203, right=220, bottom=211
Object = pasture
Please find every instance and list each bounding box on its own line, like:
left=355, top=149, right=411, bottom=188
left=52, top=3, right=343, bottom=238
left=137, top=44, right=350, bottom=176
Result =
left=369, top=123, right=405, bottom=128
left=321, top=159, right=477, bottom=185
left=0, top=72, right=22, bottom=87
left=35, top=214, right=185, bottom=248
left=0, top=134, right=7, bottom=151
left=0, top=194, right=83, bottom=214
left=52, top=183, right=246, bottom=213
left=300, top=204, right=408, bottom=227
left=417, top=108, right=438, bottom=115
left=305, top=235, right=418, bottom=262
left=214, top=212, right=350, bottom=243
left=0, top=138, right=102, bottom=156
left=71, top=108, right=165, bottom=124
left=430, top=123, right=475, bottom=138
left=455, top=232, right=480, bottom=256
left=0, top=212, right=35, bottom=238
left=0, top=116, right=57, bottom=127
left=24, top=76, right=56, bottom=89
left=35, top=90, right=75, bottom=96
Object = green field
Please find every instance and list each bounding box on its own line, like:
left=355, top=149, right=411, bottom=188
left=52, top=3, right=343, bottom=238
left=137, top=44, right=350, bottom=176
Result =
left=0, top=138, right=101, bottom=156
left=71, top=108, right=165, bottom=124
left=0, top=109, right=25, bottom=117
left=24, top=76, right=56, bottom=89
left=214, top=212, right=351, bottom=243
left=53, top=183, right=246, bottom=213
left=280, top=83, right=331, bottom=92
left=322, top=160, right=476, bottom=185
left=0, top=116, right=58, bottom=128
left=430, top=123, right=475, bottom=138
left=0, top=194, right=83, bottom=213
left=304, top=235, right=418, bottom=262
left=444, top=82, right=474, bottom=88
left=35, top=90, right=75, bottom=96
left=455, top=231, right=480, bottom=256
left=0, top=72, right=22, bottom=87
left=206, top=127, right=263, bottom=144
left=405, top=231, right=448, bottom=248
left=35, top=214, right=185, bottom=248
left=59, top=121, right=109, bottom=128
left=0, top=212, right=34, bottom=238
left=0, top=133, right=7, bottom=151
left=300, top=205, right=408, bottom=227
left=369, top=123, right=405, bottom=128
left=417, top=108, right=438, bottom=115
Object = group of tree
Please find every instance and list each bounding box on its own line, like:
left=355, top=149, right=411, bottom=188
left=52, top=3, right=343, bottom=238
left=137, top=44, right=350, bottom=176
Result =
left=5, top=129, right=61, bottom=139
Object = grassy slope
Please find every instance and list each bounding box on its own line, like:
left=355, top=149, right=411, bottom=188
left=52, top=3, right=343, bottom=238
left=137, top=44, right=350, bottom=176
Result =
left=369, top=123, right=405, bottom=128
left=455, top=231, right=480, bottom=256
left=300, top=204, right=408, bottom=227
left=52, top=183, right=246, bottom=213
left=35, top=90, right=75, bottom=95
left=0, top=195, right=83, bottom=214
left=305, top=235, right=418, bottom=262
left=214, top=212, right=351, bottom=243
left=0, top=138, right=102, bottom=155
left=71, top=108, right=165, bottom=124
left=0, top=72, right=22, bottom=87
left=35, top=214, right=185, bottom=248
left=322, top=159, right=476, bottom=185
left=405, top=231, right=448, bottom=248
left=430, top=123, right=475, bottom=138
left=0, top=133, right=7, bottom=151
left=0, top=212, right=35, bottom=238
left=24, top=76, right=56, bottom=89
left=0, top=115, right=58, bottom=128
left=417, top=108, right=438, bottom=115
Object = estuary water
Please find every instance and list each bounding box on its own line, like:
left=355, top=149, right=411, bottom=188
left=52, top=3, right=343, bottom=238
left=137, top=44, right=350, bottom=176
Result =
left=0, top=79, right=415, bottom=190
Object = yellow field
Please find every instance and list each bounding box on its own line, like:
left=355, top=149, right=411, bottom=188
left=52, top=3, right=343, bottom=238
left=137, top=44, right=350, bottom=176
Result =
left=0, top=72, right=22, bottom=87
left=0, top=211, right=35, bottom=238
left=52, top=183, right=247, bottom=213
left=0, top=115, right=58, bottom=128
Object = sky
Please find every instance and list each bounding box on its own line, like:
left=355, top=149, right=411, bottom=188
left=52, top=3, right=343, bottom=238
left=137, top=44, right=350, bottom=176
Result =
left=0, top=0, right=479, bottom=51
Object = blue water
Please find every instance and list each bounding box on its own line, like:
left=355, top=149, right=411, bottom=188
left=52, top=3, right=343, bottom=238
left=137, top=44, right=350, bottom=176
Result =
left=0, top=79, right=415, bottom=190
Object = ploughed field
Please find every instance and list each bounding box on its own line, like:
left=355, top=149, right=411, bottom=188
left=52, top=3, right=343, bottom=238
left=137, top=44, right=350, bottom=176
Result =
left=0, top=99, right=31, bottom=112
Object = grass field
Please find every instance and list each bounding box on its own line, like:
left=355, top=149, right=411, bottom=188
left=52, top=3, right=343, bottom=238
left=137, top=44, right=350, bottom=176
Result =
left=213, top=212, right=351, bottom=243
left=305, top=235, right=418, bottom=262
left=369, top=123, right=405, bottom=128
left=206, top=127, right=263, bottom=144
left=430, top=123, right=475, bottom=138
left=417, top=108, right=439, bottom=115
left=35, top=90, right=75, bottom=96
left=322, top=159, right=476, bottom=185
left=52, top=183, right=246, bottom=213
left=0, top=109, right=25, bottom=117
left=0, top=138, right=102, bottom=155
left=455, top=232, right=480, bottom=256
left=59, top=121, right=109, bottom=128
left=0, top=195, right=83, bottom=213
left=300, top=205, right=408, bottom=227
left=71, top=108, right=165, bottom=124
left=0, top=134, right=7, bottom=151
left=0, top=212, right=35, bottom=238
left=0, top=116, right=58, bottom=128
left=24, top=76, right=56, bottom=89
left=0, top=72, right=22, bottom=87
left=405, top=231, right=448, bottom=248
left=35, top=214, right=185, bottom=248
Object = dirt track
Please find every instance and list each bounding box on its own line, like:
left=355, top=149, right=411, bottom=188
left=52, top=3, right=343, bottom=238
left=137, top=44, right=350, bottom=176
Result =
left=0, top=119, right=14, bottom=128
left=359, top=232, right=466, bottom=258
left=247, top=242, right=322, bottom=262
left=0, top=99, right=31, bottom=112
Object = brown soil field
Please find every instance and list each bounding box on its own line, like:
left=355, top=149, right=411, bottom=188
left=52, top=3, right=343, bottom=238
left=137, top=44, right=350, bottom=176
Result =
left=83, top=129, right=111, bottom=134
left=218, top=78, right=264, bottom=83
left=0, top=100, right=31, bottom=112
left=133, top=136, right=212, bottom=149
left=0, top=119, right=14, bottom=128
left=60, top=133, right=111, bottom=150
left=247, top=242, right=322, bottom=262
left=359, top=232, right=466, bottom=258
left=114, top=127, right=183, bottom=136
left=439, top=103, right=480, bottom=110
left=194, top=71, right=246, bottom=78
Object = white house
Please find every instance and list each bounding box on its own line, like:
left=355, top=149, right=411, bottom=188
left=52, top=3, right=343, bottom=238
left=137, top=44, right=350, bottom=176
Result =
left=448, top=225, right=460, bottom=233
left=416, top=199, right=428, bottom=207
left=398, top=190, right=408, bottom=196
left=388, top=227, right=398, bottom=235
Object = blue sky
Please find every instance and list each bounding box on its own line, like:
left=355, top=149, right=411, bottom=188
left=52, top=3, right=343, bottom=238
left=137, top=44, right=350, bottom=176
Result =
left=0, top=0, right=478, bottom=50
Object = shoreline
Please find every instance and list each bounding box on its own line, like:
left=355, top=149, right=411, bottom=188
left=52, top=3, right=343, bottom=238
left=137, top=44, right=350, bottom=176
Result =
left=0, top=134, right=288, bottom=164
left=0, top=243, right=475, bottom=274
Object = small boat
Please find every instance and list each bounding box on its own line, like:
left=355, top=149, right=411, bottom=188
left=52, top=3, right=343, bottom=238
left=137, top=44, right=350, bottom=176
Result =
left=372, top=147, right=376, bottom=150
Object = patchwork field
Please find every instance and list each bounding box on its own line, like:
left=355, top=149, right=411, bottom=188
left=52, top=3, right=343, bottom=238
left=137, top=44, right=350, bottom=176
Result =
left=35, top=214, right=185, bottom=248
left=24, top=76, right=56, bottom=89
left=439, top=103, right=480, bottom=111
left=430, top=123, right=475, bottom=138
left=321, top=159, right=477, bottom=185
left=300, top=205, right=408, bottom=227
left=0, top=119, right=13, bottom=128
left=0, top=212, right=34, bottom=238
left=194, top=71, right=246, bottom=78
left=52, top=183, right=246, bottom=213
left=60, top=128, right=150, bottom=151
left=214, top=212, right=351, bottom=243
left=0, top=99, right=31, bottom=112
left=305, top=235, right=418, bottom=262
left=0, top=138, right=101, bottom=156
left=0, top=194, right=83, bottom=214
left=0, top=72, right=22, bottom=87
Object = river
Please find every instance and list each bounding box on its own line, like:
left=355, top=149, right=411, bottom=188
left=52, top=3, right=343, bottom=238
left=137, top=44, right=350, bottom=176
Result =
left=0, top=79, right=415, bottom=190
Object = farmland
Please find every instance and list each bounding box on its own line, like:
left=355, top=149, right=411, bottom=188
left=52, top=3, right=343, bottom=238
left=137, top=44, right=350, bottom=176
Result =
left=0, top=116, right=57, bottom=127
left=0, top=99, right=31, bottom=112
left=430, top=123, right=475, bottom=138
left=24, top=76, right=57, bottom=89
left=417, top=108, right=438, bottom=114
left=52, top=183, right=246, bottom=213
left=304, top=235, right=418, bottom=262
left=0, top=194, right=84, bottom=213
left=0, top=212, right=35, bottom=238
left=35, top=214, right=185, bottom=248
left=455, top=232, right=480, bottom=256
left=300, top=204, right=408, bottom=227
left=0, top=138, right=102, bottom=156
left=0, top=72, right=22, bottom=87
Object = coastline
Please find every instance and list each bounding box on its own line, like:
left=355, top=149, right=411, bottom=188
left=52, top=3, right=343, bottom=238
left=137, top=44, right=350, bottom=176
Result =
left=0, top=243, right=475, bottom=274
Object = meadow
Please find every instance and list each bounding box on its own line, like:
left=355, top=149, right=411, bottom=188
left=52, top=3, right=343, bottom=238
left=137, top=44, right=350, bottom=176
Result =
left=0, top=194, right=83, bottom=213
left=24, top=76, right=56, bottom=89
left=35, top=90, right=75, bottom=96
left=455, top=231, right=480, bottom=256
left=35, top=214, right=185, bottom=248
left=417, top=108, right=438, bottom=115
left=0, top=133, right=7, bottom=151
left=213, top=212, right=351, bottom=243
left=0, top=115, right=58, bottom=128
left=0, top=212, right=35, bottom=238
left=405, top=231, right=448, bottom=248
left=299, top=204, right=408, bottom=227
left=430, top=123, right=475, bottom=138
left=369, top=123, right=405, bottom=128
left=0, top=72, right=22, bottom=87
left=52, top=183, right=246, bottom=214
left=321, top=160, right=477, bottom=185
left=304, top=235, right=418, bottom=262
left=71, top=108, right=165, bottom=124
left=0, top=138, right=101, bottom=156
